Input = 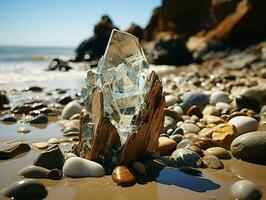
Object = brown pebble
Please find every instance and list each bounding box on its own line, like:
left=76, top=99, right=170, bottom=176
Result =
left=186, top=105, right=203, bottom=118
left=112, top=165, right=135, bottom=186
left=187, top=145, right=204, bottom=157
left=156, top=137, right=177, bottom=155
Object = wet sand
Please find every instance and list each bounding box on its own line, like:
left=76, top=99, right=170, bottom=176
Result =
left=0, top=120, right=265, bottom=200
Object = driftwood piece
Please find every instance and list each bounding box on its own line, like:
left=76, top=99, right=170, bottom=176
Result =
left=76, top=71, right=165, bottom=169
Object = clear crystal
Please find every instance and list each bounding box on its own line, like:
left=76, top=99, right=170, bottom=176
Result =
left=82, top=29, right=149, bottom=144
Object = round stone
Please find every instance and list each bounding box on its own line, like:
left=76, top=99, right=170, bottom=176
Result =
left=170, top=134, right=183, bottom=143
left=171, top=148, right=202, bottom=168
left=132, top=161, right=146, bottom=175
left=230, top=131, right=266, bottom=164
left=210, top=91, right=230, bottom=105
left=63, top=157, right=105, bottom=178
left=156, top=137, right=177, bottom=155
left=204, top=147, right=231, bottom=159
left=228, top=116, right=258, bottom=135
left=28, top=114, right=48, bottom=124
left=180, top=91, right=209, bottom=111
left=180, top=123, right=201, bottom=134
left=17, top=127, right=31, bottom=134
left=65, top=152, right=77, bottom=159
left=165, top=95, right=178, bottom=107
left=202, top=106, right=221, bottom=116
left=61, top=101, right=81, bottom=120
left=176, top=139, right=194, bottom=149
left=1, top=179, right=47, bottom=199
left=216, top=102, right=231, bottom=113
left=47, top=169, right=63, bottom=180
left=112, top=165, right=136, bottom=186
left=231, top=180, right=262, bottom=200
left=202, top=155, right=224, bottom=169
left=20, top=166, right=49, bottom=178
left=32, top=142, right=48, bottom=150
left=47, top=137, right=60, bottom=144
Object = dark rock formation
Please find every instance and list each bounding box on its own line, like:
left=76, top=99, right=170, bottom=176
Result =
left=144, top=0, right=212, bottom=41
left=75, top=15, right=119, bottom=62
left=0, top=90, right=9, bottom=110
left=146, top=36, right=193, bottom=65
left=187, top=0, right=266, bottom=56
left=126, top=23, right=144, bottom=40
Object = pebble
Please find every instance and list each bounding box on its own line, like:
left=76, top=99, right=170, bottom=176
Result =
left=28, top=114, right=48, bottom=124
left=0, top=141, right=30, bottom=159
left=183, top=133, right=218, bottom=150
left=198, top=127, right=213, bottom=138
left=1, top=116, right=17, bottom=123
left=180, top=123, right=201, bottom=134
left=27, top=86, right=43, bottom=92
left=202, top=106, right=220, bottom=116
left=63, top=157, right=105, bottom=178
left=228, top=116, right=258, bottom=135
left=165, top=95, right=178, bottom=107
left=32, top=142, right=48, bottom=150
left=180, top=91, right=209, bottom=111
left=202, top=155, right=224, bottom=169
left=48, top=137, right=60, bottom=144
left=57, top=95, right=72, bottom=105
left=236, top=95, right=261, bottom=113
left=65, top=152, right=77, bottom=159
left=204, top=147, right=231, bottom=159
left=164, top=116, right=177, bottom=131
left=230, top=131, right=266, bottom=164
left=1, top=179, right=47, bottom=199
left=112, top=165, right=136, bottom=186
left=171, top=148, right=202, bottom=168
left=171, top=127, right=184, bottom=135
left=203, top=115, right=223, bottom=124
left=47, top=169, right=63, bottom=180
left=61, top=101, right=81, bottom=120
left=216, top=102, right=231, bottom=113
left=20, top=165, right=50, bottom=178
left=176, top=139, right=194, bottom=149
left=186, top=105, right=203, bottom=118
left=231, top=180, right=262, bottom=200
left=63, top=126, right=79, bottom=134
left=210, top=91, right=230, bottom=105
left=34, top=144, right=65, bottom=170
left=169, top=134, right=183, bottom=143
left=132, top=161, right=146, bottom=175
left=17, top=127, right=31, bottom=134
left=187, top=145, right=204, bottom=157
left=156, top=137, right=177, bottom=155
left=212, top=123, right=237, bottom=149
left=173, top=106, right=183, bottom=115
left=158, top=156, right=177, bottom=167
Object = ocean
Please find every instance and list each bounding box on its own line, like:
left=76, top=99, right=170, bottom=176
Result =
left=0, top=46, right=86, bottom=89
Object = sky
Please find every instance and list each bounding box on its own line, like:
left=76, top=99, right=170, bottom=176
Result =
left=0, top=0, right=161, bottom=47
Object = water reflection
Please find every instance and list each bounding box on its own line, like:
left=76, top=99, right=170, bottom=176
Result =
left=156, top=167, right=220, bottom=192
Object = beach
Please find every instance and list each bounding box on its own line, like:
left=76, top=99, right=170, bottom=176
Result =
left=1, top=44, right=266, bottom=199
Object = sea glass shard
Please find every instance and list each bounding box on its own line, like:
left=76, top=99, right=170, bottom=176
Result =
left=82, top=29, right=150, bottom=144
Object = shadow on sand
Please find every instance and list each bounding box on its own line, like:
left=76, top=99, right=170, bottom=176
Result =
left=155, top=167, right=220, bottom=192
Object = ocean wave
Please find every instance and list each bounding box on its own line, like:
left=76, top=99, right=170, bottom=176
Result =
left=0, top=55, right=73, bottom=62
